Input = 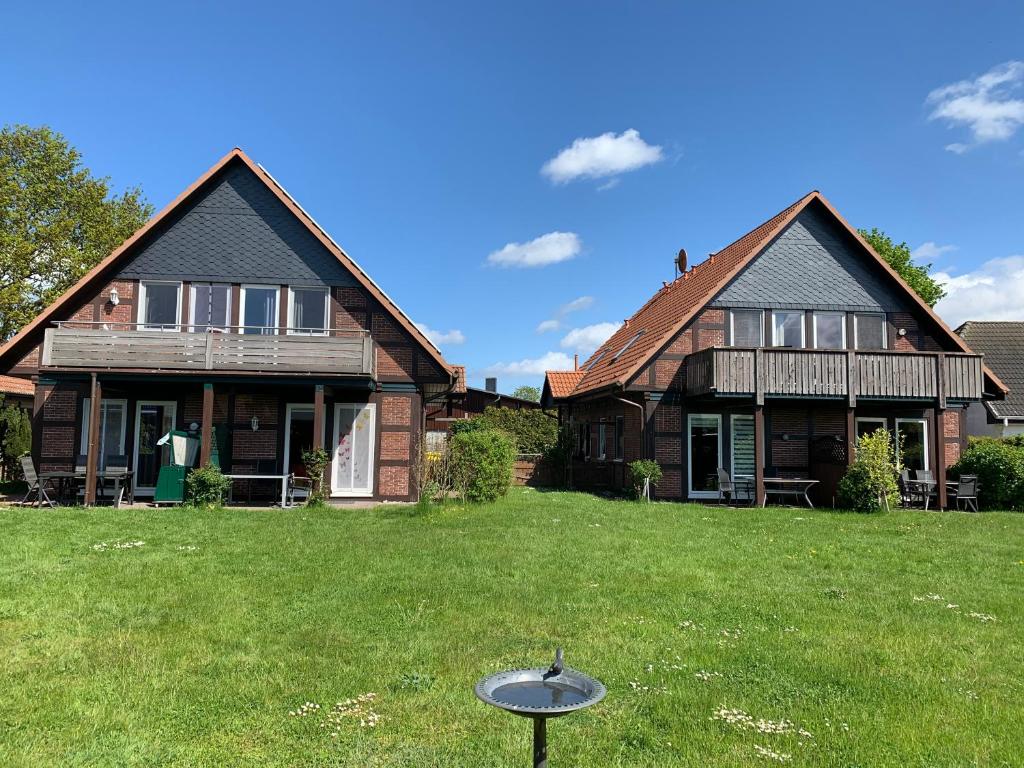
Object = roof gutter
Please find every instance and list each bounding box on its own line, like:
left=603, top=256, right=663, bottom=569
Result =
left=614, top=394, right=646, bottom=460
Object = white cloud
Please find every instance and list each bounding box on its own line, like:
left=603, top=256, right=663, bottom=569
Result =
left=541, top=129, right=663, bottom=184
left=596, top=178, right=621, bottom=192
left=415, top=323, right=465, bottom=346
left=484, top=351, right=575, bottom=376
left=927, top=61, right=1024, bottom=151
left=560, top=322, right=622, bottom=355
left=487, top=231, right=582, bottom=268
left=536, top=295, right=595, bottom=333
left=934, top=255, right=1024, bottom=327
left=911, top=242, right=956, bottom=263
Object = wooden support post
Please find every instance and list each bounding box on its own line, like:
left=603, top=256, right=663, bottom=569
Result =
left=200, top=383, right=214, bottom=466
left=313, top=384, right=325, bottom=451
left=935, top=408, right=948, bottom=509
left=754, top=348, right=765, bottom=406
left=84, top=373, right=102, bottom=505
left=754, top=404, right=765, bottom=507
left=846, top=407, right=856, bottom=465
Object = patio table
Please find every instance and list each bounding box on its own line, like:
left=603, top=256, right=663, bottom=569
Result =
left=225, top=473, right=292, bottom=507
left=37, top=470, right=135, bottom=507
left=761, top=478, right=819, bottom=508
left=905, top=479, right=937, bottom=510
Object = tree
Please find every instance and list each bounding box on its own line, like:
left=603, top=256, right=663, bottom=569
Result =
left=859, top=228, right=946, bottom=307
left=0, top=125, right=153, bottom=340
left=0, top=397, right=32, bottom=480
left=511, top=385, right=541, bottom=402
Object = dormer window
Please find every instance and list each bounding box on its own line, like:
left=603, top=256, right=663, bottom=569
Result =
left=730, top=310, right=763, bottom=347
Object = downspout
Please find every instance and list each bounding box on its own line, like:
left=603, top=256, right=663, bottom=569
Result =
left=614, top=395, right=645, bottom=459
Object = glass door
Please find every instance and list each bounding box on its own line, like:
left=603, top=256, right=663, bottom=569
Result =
left=896, top=418, right=929, bottom=473
left=134, top=401, right=177, bottom=495
left=285, top=404, right=316, bottom=477
left=730, top=414, right=755, bottom=502
left=332, top=403, right=376, bottom=496
left=688, top=414, right=722, bottom=498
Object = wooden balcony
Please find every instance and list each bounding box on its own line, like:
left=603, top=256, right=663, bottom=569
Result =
left=684, top=347, right=984, bottom=406
left=41, top=324, right=375, bottom=377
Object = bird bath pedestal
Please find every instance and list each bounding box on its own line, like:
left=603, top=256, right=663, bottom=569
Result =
left=475, top=649, right=606, bottom=767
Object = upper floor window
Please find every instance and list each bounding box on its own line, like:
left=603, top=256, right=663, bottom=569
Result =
left=190, top=283, right=231, bottom=332
left=240, top=285, right=279, bottom=335
left=854, top=312, right=886, bottom=350
left=289, top=287, right=329, bottom=335
left=813, top=311, right=846, bottom=349
left=139, top=281, right=181, bottom=331
left=772, top=311, right=805, bottom=348
left=730, top=309, right=763, bottom=347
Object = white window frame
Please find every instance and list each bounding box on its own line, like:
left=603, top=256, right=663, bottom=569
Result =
left=812, top=311, right=847, bottom=350
left=687, top=413, right=722, bottom=499
left=138, top=280, right=182, bottom=331
left=239, top=284, right=280, bottom=335
left=80, top=398, right=128, bottom=471
left=597, top=422, right=607, bottom=460
left=189, top=283, right=232, bottom=332
left=287, top=286, right=330, bottom=336
left=331, top=402, right=376, bottom=497
left=729, top=309, right=764, bottom=347
left=132, top=399, right=178, bottom=496
left=854, top=417, right=888, bottom=441
left=771, top=310, right=806, bottom=348
left=284, top=403, right=327, bottom=476
left=895, top=417, right=930, bottom=472
left=853, top=312, right=888, bottom=350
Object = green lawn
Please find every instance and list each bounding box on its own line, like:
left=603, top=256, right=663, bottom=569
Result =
left=1, top=490, right=1021, bottom=767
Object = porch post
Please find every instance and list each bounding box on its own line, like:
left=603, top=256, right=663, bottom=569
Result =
left=200, top=383, right=214, bottom=466
left=313, top=384, right=326, bottom=451
left=754, top=404, right=765, bottom=507
left=935, top=407, right=948, bottom=509
left=846, top=407, right=856, bottom=465
left=84, top=373, right=102, bottom=505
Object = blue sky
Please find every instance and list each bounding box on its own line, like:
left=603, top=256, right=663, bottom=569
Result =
left=3, top=1, right=1023, bottom=391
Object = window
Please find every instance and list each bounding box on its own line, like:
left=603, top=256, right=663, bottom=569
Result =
left=688, top=414, right=722, bottom=498
left=731, top=414, right=756, bottom=502
left=730, top=310, right=763, bottom=347
left=139, top=281, right=181, bottom=330
left=289, top=287, right=329, bottom=335
left=855, top=417, right=887, bottom=441
left=190, top=284, right=231, bottom=332
left=772, top=311, right=805, bottom=348
left=854, top=313, right=886, bottom=350
left=80, top=398, right=127, bottom=471
left=896, top=418, right=929, bottom=472
left=613, top=331, right=644, bottom=361
left=597, top=422, right=607, bottom=460
left=615, top=416, right=625, bottom=461
left=240, top=285, right=279, bottom=335
left=813, top=312, right=846, bottom=349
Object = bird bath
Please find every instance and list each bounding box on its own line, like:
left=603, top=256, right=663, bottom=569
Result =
left=476, top=649, right=606, bottom=767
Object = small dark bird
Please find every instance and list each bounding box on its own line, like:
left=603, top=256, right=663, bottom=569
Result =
left=548, top=647, right=564, bottom=676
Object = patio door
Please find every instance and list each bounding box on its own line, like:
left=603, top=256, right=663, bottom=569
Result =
left=285, top=404, right=324, bottom=477
left=332, top=403, right=376, bottom=496
left=134, top=401, right=177, bottom=495
left=688, top=414, right=722, bottom=499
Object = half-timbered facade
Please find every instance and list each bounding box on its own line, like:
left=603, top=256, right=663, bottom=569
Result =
left=0, top=149, right=456, bottom=503
left=545, top=191, right=1007, bottom=507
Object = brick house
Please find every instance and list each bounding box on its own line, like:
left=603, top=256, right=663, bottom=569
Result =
left=544, top=191, right=1007, bottom=507
left=0, top=149, right=456, bottom=503
left=425, top=368, right=541, bottom=447
left=956, top=322, right=1024, bottom=438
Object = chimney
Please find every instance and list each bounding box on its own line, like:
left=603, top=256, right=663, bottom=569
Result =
left=485, top=377, right=497, bottom=393
left=574, top=354, right=579, bottom=370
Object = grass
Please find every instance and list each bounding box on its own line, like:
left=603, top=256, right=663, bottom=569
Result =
left=0, top=489, right=1021, bottom=767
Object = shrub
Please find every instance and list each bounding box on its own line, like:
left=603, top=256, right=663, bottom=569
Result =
left=951, top=437, right=1024, bottom=510
left=185, top=463, right=232, bottom=508
left=629, top=459, right=663, bottom=501
left=449, top=428, right=516, bottom=503
left=455, top=406, right=558, bottom=455
left=837, top=428, right=899, bottom=512
left=0, top=400, right=31, bottom=481
left=301, top=447, right=331, bottom=506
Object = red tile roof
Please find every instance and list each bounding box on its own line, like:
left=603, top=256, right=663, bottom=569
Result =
left=564, top=190, right=1007, bottom=399
left=544, top=370, right=585, bottom=400
left=0, top=375, right=34, bottom=397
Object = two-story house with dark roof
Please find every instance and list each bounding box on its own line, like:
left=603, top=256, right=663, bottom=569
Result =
left=544, top=191, right=1007, bottom=507
left=0, top=149, right=456, bottom=504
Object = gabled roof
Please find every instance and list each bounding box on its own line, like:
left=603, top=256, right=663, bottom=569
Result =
left=0, top=375, right=33, bottom=397
left=566, top=190, right=1007, bottom=399
left=0, top=149, right=453, bottom=380
left=957, top=322, right=1024, bottom=419
left=544, top=370, right=586, bottom=400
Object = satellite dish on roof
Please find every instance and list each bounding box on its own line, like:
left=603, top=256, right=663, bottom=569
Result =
left=676, top=248, right=688, bottom=276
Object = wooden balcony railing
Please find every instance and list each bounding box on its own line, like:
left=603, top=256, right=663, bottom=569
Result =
left=41, top=323, right=375, bottom=377
left=684, top=347, right=984, bottom=406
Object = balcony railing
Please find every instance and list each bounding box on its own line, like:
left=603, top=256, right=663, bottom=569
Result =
left=41, top=323, right=375, bottom=377
left=684, top=347, right=984, bottom=406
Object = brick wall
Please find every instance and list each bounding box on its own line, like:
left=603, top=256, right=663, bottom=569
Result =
left=35, top=382, right=84, bottom=473
left=232, top=394, right=278, bottom=463
left=375, top=391, right=420, bottom=501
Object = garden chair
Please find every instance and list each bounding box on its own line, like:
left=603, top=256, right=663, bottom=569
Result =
left=18, top=455, right=56, bottom=508
left=914, top=470, right=937, bottom=510
left=101, top=454, right=133, bottom=506
left=949, top=475, right=979, bottom=513
left=716, top=468, right=735, bottom=505
left=898, top=470, right=916, bottom=507
left=287, top=474, right=312, bottom=507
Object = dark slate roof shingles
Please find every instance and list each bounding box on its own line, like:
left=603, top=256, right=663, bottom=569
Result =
left=957, top=322, right=1024, bottom=419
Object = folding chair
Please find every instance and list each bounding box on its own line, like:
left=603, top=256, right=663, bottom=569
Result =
left=950, top=475, right=979, bottom=512
left=19, top=455, right=56, bottom=508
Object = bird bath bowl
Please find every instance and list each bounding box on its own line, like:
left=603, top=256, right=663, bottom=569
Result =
left=476, top=649, right=606, bottom=767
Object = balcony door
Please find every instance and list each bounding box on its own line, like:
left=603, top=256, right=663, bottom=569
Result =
left=331, top=403, right=376, bottom=497
left=133, top=401, right=177, bottom=495
left=688, top=413, right=722, bottom=499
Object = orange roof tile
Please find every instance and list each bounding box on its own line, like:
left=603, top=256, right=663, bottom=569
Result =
left=544, top=370, right=585, bottom=400
left=0, top=375, right=34, bottom=397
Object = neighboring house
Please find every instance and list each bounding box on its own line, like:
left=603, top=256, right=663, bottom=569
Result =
left=956, top=322, right=1024, bottom=438
left=0, top=375, right=34, bottom=411
left=0, top=149, right=456, bottom=504
left=425, top=371, right=540, bottom=448
left=544, top=191, right=1006, bottom=507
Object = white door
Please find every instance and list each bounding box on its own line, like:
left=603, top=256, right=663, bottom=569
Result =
left=332, top=403, right=376, bottom=496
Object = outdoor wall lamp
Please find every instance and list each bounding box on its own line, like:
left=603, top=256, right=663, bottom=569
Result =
left=108, top=287, right=120, bottom=305
left=251, top=416, right=259, bottom=432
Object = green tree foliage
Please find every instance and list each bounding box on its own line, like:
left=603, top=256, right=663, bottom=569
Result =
left=0, top=398, right=32, bottom=479
left=511, top=385, right=541, bottom=403
left=838, top=428, right=900, bottom=512
left=951, top=437, right=1024, bottom=511
left=859, top=228, right=946, bottom=307
left=454, top=405, right=558, bottom=455
left=449, top=428, right=516, bottom=503
left=0, top=125, right=153, bottom=340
